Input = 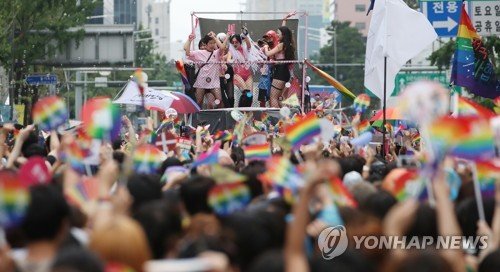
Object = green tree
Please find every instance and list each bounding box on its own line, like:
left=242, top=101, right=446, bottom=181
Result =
left=134, top=25, right=178, bottom=84
left=0, top=0, right=96, bottom=122
left=311, top=21, right=366, bottom=95
left=0, top=0, right=96, bottom=77
left=428, top=36, right=500, bottom=76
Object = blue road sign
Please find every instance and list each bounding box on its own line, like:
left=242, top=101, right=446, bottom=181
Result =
left=421, top=1, right=461, bottom=37
left=26, top=74, right=58, bottom=85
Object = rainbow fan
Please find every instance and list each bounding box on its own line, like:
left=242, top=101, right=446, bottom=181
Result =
left=328, top=177, right=357, bottom=207
left=64, top=177, right=100, bottom=209
left=0, top=170, right=30, bottom=228
left=81, top=97, right=121, bottom=141
left=353, top=94, right=371, bottom=113
left=32, top=96, right=68, bottom=131
left=133, top=144, right=164, bottom=174
left=208, top=182, right=251, bottom=216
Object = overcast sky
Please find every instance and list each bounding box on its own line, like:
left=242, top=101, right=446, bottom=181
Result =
left=170, top=0, right=242, bottom=42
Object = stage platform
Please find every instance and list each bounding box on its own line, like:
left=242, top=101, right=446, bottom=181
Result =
left=189, top=107, right=283, bottom=133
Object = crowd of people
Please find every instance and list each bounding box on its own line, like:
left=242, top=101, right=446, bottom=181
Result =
left=182, top=12, right=298, bottom=109
left=0, top=97, right=499, bottom=272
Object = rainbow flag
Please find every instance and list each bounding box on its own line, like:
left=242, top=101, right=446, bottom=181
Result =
left=0, top=170, right=30, bottom=228
left=214, top=130, right=233, bottom=142
left=175, top=59, right=191, bottom=91
left=353, top=94, right=371, bottom=113
left=156, top=119, right=174, bottom=132
left=64, top=177, right=99, bottom=209
left=456, top=97, right=495, bottom=118
left=475, top=160, right=500, bottom=198
left=429, top=116, right=495, bottom=161
left=304, top=60, right=356, bottom=99
left=450, top=4, right=500, bottom=99
left=66, top=141, right=90, bottom=174
left=259, top=156, right=303, bottom=189
left=328, top=177, right=357, bottom=207
left=382, top=169, right=419, bottom=201
left=411, top=132, right=421, bottom=143
left=133, top=144, right=164, bottom=174
left=32, top=96, right=68, bottom=131
left=243, top=144, right=271, bottom=161
left=191, top=142, right=220, bottom=168
left=285, top=112, right=321, bottom=150
left=208, top=182, right=251, bottom=215
left=81, top=97, right=121, bottom=141
left=357, top=120, right=373, bottom=134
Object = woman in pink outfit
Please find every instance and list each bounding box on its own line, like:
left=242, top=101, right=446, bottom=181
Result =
left=184, top=32, right=227, bottom=108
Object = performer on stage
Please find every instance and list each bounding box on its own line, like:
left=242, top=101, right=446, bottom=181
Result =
left=183, top=32, right=228, bottom=109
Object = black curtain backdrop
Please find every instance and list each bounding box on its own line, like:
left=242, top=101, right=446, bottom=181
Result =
left=198, top=18, right=299, bottom=57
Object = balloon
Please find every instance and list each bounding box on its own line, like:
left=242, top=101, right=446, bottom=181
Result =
left=397, top=81, right=449, bottom=126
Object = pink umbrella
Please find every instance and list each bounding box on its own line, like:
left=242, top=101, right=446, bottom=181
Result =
left=168, top=92, right=200, bottom=113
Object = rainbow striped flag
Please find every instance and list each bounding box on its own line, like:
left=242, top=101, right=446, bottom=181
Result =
left=450, top=4, right=500, bottom=99
left=0, top=170, right=30, bottom=228
left=191, top=142, right=220, bottom=168
left=382, top=169, right=419, bottom=201
left=429, top=116, right=495, bottom=161
left=328, top=177, right=357, bottom=207
left=66, top=141, right=90, bottom=174
left=208, top=182, right=251, bottom=215
left=411, top=132, right=421, bottom=143
left=133, top=144, right=164, bottom=174
left=357, top=120, right=373, bottom=134
left=259, top=156, right=303, bottom=189
left=285, top=112, right=321, bottom=150
left=175, top=59, right=191, bottom=91
left=32, top=96, right=68, bottom=131
left=475, top=160, right=500, bottom=198
left=243, top=144, right=271, bottom=161
left=456, top=97, right=495, bottom=118
left=214, top=130, right=233, bottom=142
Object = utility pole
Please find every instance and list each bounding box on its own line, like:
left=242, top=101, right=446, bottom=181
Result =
left=333, top=26, right=337, bottom=79
left=8, top=20, right=15, bottom=121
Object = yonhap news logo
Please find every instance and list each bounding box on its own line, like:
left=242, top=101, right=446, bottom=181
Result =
left=317, top=225, right=489, bottom=260
left=317, top=225, right=348, bottom=260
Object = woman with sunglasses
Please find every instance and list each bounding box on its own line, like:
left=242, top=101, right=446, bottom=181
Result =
left=263, top=13, right=296, bottom=108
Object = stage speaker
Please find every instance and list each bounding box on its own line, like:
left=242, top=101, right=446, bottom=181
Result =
left=190, top=107, right=281, bottom=134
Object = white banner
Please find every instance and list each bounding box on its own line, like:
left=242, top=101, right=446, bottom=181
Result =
left=114, top=81, right=177, bottom=110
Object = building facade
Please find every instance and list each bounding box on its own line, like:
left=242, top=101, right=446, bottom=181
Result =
left=330, top=0, right=372, bottom=36
left=137, top=0, right=171, bottom=59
